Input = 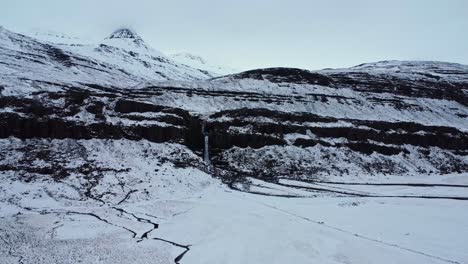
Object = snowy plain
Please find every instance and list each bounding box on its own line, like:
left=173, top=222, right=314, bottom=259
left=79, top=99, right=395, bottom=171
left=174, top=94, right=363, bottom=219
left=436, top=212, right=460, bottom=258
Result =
left=1, top=179, right=468, bottom=264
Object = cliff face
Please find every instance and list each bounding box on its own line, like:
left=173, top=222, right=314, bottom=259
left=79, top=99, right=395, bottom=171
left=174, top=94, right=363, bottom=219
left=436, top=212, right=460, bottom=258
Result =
left=1, top=61, right=467, bottom=191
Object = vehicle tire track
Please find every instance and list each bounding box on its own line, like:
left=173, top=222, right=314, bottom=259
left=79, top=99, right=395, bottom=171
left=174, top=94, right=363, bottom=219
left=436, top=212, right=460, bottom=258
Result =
left=312, top=181, right=468, bottom=188
left=243, top=195, right=461, bottom=264
left=276, top=182, right=468, bottom=201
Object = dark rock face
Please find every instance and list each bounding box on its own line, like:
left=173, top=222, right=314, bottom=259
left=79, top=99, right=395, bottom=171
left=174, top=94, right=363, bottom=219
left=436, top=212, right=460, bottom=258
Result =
left=44, top=44, right=73, bottom=67
left=0, top=112, right=186, bottom=143
left=113, top=99, right=205, bottom=151
left=210, top=108, right=337, bottom=123
left=344, top=142, right=407, bottom=156
left=115, top=99, right=166, bottom=113
left=0, top=89, right=195, bottom=146
left=228, top=68, right=333, bottom=86
left=206, top=108, right=467, bottom=151
left=208, top=131, right=286, bottom=151
left=107, top=28, right=142, bottom=40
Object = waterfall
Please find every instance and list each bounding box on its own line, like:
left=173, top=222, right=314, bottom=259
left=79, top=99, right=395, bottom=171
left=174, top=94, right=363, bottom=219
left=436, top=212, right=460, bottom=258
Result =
left=202, top=123, right=210, bottom=164
left=204, top=135, right=210, bottom=164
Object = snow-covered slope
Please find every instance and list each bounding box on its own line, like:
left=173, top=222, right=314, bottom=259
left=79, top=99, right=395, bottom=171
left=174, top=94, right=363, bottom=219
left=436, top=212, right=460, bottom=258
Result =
left=319, top=60, right=468, bottom=104
left=0, top=26, right=214, bottom=94
left=22, top=28, right=84, bottom=45
left=0, top=26, right=144, bottom=94
left=169, top=52, right=238, bottom=76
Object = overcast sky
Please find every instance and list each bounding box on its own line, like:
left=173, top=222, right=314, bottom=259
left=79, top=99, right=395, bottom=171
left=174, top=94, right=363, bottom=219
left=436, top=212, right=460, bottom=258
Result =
left=1, top=0, right=467, bottom=71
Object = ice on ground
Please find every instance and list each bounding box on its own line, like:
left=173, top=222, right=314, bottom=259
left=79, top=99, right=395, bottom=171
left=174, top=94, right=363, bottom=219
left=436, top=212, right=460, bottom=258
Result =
left=1, top=174, right=468, bottom=264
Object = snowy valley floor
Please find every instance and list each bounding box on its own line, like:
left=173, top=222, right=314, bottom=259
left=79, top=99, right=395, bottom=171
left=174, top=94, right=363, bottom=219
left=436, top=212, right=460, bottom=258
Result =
left=1, top=174, right=468, bottom=264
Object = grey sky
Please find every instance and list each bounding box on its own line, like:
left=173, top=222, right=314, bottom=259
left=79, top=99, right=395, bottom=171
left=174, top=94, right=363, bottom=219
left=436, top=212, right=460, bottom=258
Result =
left=1, top=0, right=467, bottom=71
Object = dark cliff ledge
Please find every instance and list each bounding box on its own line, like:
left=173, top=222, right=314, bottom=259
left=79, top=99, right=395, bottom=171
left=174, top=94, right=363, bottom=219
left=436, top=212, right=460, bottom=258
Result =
left=225, top=68, right=333, bottom=86
left=207, top=108, right=468, bottom=151
left=0, top=93, right=204, bottom=150
left=0, top=113, right=186, bottom=143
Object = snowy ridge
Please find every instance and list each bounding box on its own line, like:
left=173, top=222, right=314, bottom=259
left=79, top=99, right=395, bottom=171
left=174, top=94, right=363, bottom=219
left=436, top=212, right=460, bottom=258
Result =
left=22, top=28, right=83, bottom=45
left=322, top=60, right=468, bottom=85
left=169, top=52, right=238, bottom=76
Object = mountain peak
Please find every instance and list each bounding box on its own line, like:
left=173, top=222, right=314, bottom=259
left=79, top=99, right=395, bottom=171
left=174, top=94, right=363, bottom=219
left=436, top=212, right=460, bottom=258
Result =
left=102, top=27, right=158, bottom=54
left=106, top=28, right=142, bottom=41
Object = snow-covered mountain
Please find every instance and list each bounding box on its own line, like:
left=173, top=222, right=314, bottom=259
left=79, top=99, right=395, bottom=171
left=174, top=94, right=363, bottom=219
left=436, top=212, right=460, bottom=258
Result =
left=66, top=28, right=216, bottom=81
left=169, top=52, right=238, bottom=76
left=1, top=26, right=468, bottom=264
left=0, top=26, right=143, bottom=94
left=0, top=26, right=215, bottom=93
left=102, top=28, right=164, bottom=57
left=24, top=28, right=237, bottom=77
